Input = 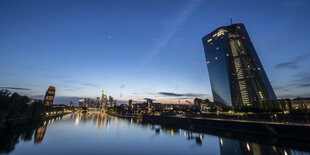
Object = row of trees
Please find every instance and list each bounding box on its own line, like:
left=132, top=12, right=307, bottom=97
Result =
left=234, top=99, right=309, bottom=113
left=0, top=90, right=62, bottom=129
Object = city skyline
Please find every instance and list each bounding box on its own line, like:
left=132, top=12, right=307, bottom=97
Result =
left=1, top=0, right=310, bottom=104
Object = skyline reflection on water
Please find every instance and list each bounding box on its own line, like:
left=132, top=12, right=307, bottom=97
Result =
left=1, top=112, right=309, bottom=155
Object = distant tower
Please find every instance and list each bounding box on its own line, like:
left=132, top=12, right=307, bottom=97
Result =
left=79, top=99, right=84, bottom=107
left=101, top=90, right=107, bottom=107
left=108, top=96, right=113, bottom=107
left=202, top=23, right=276, bottom=109
left=70, top=100, right=74, bottom=107
left=43, top=86, right=55, bottom=106
left=146, top=99, right=153, bottom=113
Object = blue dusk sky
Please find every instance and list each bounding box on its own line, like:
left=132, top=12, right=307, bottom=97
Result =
left=1, top=0, right=310, bottom=104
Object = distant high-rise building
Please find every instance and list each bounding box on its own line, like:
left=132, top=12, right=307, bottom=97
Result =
left=146, top=99, right=153, bottom=113
left=43, top=86, right=55, bottom=106
left=79, top=99, right=84, bottom=107
left=108, top=96, right=113, bottom=107
left=101, top=90, right=107, bottom=107
left=202, top=23, right=276, bottom=109
left=96, top=97, right=101, bottom=108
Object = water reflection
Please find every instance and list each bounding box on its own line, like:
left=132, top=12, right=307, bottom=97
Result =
left=0, top=116, right=62, bottom=154
left=219, top=137, right=291, bottom=155
left=34, top=121, right=47, bottom=144
left=1, top=112, right=309, bottom=155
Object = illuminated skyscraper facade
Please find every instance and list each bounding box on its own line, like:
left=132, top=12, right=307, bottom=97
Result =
left=43, top=86, right=55, bottom=106
left=202, top=23, right=276, bottom=109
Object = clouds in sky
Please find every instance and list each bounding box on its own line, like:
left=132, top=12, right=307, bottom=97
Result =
left=274, top=52, right=310, bottom=69
left=0, top=87, right=31, bottom=90
left=132, top=0, right=203, bottom=73
left=158, top=92, right=207, bottom=98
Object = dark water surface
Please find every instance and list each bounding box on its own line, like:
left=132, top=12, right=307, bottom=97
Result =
left=1, top=112, right=309, bottom=155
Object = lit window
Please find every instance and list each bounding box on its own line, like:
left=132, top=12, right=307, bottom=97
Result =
left=215, top=57, right=218, bottom=60
left=259, top=91, right=264, bottom=99
left=206, top=61, right=210, bottom=64
left=210, top=42, right=213, bottom=45
left=216, top=47, right=219, bottom=50
left=226, top=53, right=229, bottom=56
left=258, top=68, right=261, bottom=70
left=213, top=29, right=227, bottom=37
left=207, top=38, right=212, bottom=42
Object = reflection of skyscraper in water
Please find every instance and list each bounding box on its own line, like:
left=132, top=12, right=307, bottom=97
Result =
left=97, top=113, right=104, bottom=132
left=219, top=137, right=242, bottom=155
left=219, top=137, right=290, bottom=155
left=34, top=121, right=48, bottom=144
left=239, top=141, right=290, bottom=155
left=182, top=130, right=204, bottom=146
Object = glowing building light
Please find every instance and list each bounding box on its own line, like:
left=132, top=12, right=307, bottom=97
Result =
left=210, top=42, right=213, bottom=45
left=242, top=36, right=245, bottom=40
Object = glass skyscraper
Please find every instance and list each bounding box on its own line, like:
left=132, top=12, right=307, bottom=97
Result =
left=202, top=23, right=276, bottom=109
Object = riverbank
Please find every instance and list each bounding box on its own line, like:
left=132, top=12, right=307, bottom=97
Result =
left=105, top=111, right=142, bottom=119
left=2, top=112, right=72, bottom=129
left=143, top=114, right=310, bottom=141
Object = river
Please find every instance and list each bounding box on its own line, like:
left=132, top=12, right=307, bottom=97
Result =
left=1, top=112, right=309, bottom=155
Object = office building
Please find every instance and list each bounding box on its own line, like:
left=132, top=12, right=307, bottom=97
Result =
left=43, top=86, right=55, bottom=106
left=202, top=23, right=276, bottom=109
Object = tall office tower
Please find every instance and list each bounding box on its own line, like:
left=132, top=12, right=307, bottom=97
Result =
left=79, top=99, right=85, bottom=107
left=43, top=86, right=56, bottom=106
left=96, top=97, right=100, bottom=108
left=108, top=96, right=113, bottom=107
left=101, top=90, right=107, bottom=107
left=202, top=23, right=276, bottom=109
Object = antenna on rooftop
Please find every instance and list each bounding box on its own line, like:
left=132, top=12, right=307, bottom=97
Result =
left=230, top=16, right=233, bottom=25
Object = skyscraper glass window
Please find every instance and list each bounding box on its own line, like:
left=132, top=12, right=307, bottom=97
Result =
left=202, top=23, right=276, bottom=109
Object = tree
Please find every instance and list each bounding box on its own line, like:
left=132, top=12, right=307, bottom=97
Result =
left=287, top=99, right=293, bottom=113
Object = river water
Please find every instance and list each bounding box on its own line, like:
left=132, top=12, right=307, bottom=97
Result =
left=1, top=112, right=309, bottom=155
